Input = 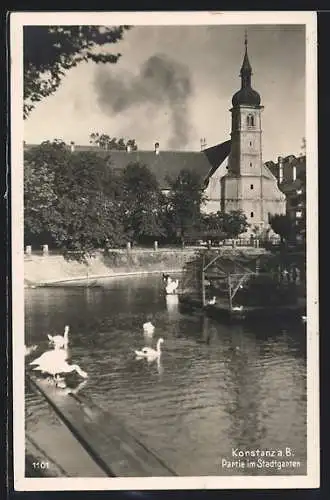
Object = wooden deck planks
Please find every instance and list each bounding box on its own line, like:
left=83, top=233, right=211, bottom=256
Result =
left=28, top=375, right=177, bottom=477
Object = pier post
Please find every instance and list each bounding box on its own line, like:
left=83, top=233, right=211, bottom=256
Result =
left=154, top=240, right=158, bottom=251
left=126, top=242, right=131, bottom=252
left=228, top=274, right=233, bottom=312
left=201, top=254, right=206, bottom=307
left=42, top=244, right=49, bottom=256
left=25, top=245, right=32, bottom=256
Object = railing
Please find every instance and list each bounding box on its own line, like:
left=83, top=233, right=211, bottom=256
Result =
left=24, top=238, right=282, bottom=257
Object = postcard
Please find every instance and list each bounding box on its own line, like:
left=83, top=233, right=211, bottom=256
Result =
left=11, top=10, right=319, bottom=491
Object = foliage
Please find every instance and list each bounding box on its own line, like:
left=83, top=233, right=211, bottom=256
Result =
left=221, top=210, right=249, bottom=238
left=120, top=162, right=165, bottom=243
left=24, top=141, right=127, bottom=257
left=199, top=210, right=249, bottom=242
left=24, top=25, right=130, bottom=118
left=89, top=133, right=138, bottom=151
left=269, top=214, right=294, bottom=243
left=166, top=169, right=207, bottom=244
left=24, top=140, right=68, bottom=243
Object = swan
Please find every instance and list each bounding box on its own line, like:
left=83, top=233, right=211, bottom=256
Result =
left=135, top=338, right=164, bottom=361
left=232, top=305, right=244, bottom=312
left=30, top=349, right=88, bottom=384
left=143, top=321, right=155, bottom=335
left=162, top=273, right=170, bottom=283
left=25, top=345, right=38, bottom=356
left=207, top=296, right=216, bottom=305
left=48, top=325, right=69, bottom=349
left=165, top=279, right=179, bottom=295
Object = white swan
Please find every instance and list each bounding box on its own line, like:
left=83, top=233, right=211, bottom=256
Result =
left=135, top=338, right=164, bottom=361
left=143, top=321, right=155, bottom=335
left=30, top=348, right=88, bottom=384
left=232, top=305, right=244, bottom=312
left=207, top=296, right=216, bottom=305
left=165, top=279, right=179, bottom=295
left=25, top=344, right=38, bottom=356
left=48, top=325, right=69, bottom=349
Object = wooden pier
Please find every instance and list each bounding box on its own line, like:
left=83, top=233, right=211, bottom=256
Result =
left=26, top=375, right=177, bottom=477
left=178, top=250, right=306, bottom=321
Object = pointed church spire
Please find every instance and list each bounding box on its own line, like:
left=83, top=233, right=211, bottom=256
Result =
left=240, top=30, right=252, bottom=88
left=231, top=30, right=261, bottom=107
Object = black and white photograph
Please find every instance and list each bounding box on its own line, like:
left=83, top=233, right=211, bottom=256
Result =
left=11, top=11, right=319, bottom=490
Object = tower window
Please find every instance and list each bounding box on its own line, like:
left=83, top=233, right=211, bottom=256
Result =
left=249, top=141, right=252, bottom=146
left=247, top=114, right=255, bottom=127
left=250, top=162, right=252, bottom=167
left=250, top=212, right=254, bottom=218
left=250, top=184, right=254, bottom=190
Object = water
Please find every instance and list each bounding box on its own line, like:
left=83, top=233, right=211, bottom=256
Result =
left=25, top=275, right=307, bottom=476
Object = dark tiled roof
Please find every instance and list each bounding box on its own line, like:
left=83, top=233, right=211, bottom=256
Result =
left=25, top=142, right=231, bottom=190
left=203, top=140, right=231, bottom=174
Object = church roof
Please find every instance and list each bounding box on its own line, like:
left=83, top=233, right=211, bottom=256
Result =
left=232, top=34, right=261, bottom=107
left=24, top=141, right=276, bottom=186
left=24, top=142, right=230, bottom=190
left=232, top=87, right=261, bottom=107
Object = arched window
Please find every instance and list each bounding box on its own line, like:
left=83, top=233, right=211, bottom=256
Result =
left=247, top=114, right=255, bottom=127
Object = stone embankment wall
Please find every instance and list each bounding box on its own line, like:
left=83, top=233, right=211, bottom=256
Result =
left=24, top=248, right=268, bottom=286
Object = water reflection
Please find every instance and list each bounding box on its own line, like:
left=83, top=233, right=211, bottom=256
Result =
left=165, top=294, right=179, bottom=316
left=25, top=275, right=307, bottom=476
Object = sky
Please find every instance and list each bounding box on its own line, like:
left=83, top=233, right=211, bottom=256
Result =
left=24, top=24, right=306, bottom=162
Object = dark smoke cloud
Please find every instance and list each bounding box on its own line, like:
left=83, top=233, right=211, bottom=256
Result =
left=94, top=53, right=193, bottom=149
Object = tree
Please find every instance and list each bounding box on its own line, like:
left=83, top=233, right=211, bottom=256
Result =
left=222, top=210, right=249, bottom=238
left=24, top=141, right=127, bottom=258
left=199, top=212, right=227, bottom=243
left=24, top=26, right=130, bottom=118
left=166, top=169, right=207, bottom=245
left=24, top=140, right=69, bottom=245
left=269, top=214, right=294, bottom=244
left=120, top=162, right=165, bottom=243
left=89, top=133, right=138, bottom=151
left=200, top=210, right=248, bottom=243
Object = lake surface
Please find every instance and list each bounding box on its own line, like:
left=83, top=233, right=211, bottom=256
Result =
left=25, top=275, right=307, bottom=476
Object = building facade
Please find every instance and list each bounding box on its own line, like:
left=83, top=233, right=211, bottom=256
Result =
left=266, top=154, right=306, bottom=241
left=203, top=36, right=286, bottom=233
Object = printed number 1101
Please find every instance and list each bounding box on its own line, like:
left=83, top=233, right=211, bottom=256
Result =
left=32, top=462, right=49, bottom=469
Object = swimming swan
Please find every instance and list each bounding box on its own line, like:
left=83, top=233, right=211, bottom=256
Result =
left=48, top=325, right=69, bottom=349
left=135, top=338, right=164, bottom=361
left=30, top=349, right=88, bottom=383
left=143, top=321, right=155, bottom=335
left=165, top=279, right=179, bottom=295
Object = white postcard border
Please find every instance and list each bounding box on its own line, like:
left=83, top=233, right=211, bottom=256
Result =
left=11, top=10, right=319, bottom=491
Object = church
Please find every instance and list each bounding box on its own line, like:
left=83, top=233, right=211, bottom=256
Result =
left=202, top=35, right=286, bottom=233
left=25, top=36, right=286, bottom=235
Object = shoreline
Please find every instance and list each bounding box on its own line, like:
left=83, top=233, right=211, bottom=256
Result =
left=24, top=247, right=268, bottom=288
left=25, top=268, right=183, bottom=288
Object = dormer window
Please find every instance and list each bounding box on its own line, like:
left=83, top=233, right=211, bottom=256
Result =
left=247, top=114, right=255, bottom=127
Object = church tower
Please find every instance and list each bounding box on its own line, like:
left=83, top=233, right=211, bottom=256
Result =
left=221, top=32, right=286, bottom=232
left=230, top=33, right=263, bottom=179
